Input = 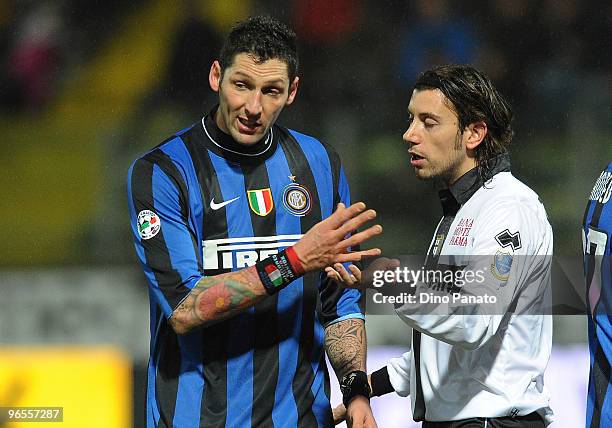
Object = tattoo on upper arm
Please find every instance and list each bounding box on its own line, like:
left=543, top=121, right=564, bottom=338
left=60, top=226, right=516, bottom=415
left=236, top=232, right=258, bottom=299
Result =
left=170, top=266, right=265, bottom=333
left=325, top=318, right=366, bottom=377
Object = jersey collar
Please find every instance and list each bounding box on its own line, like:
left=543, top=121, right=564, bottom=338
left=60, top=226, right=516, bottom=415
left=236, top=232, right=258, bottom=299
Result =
left=200, top=106, right=278, bottom=163
left=439, top=153, right=511, bottom=214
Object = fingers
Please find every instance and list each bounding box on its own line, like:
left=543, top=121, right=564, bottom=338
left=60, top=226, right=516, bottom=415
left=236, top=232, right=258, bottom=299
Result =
left=335, top=208, right=377, bottom=239
left=326, top=270, right=342, bottom=282
left=326, top=202, right=366, bottom=229
left=334, top=263, right=355, bottom=283
left=334, top=248, right=382, bottom=264
left=297, top=201, right=383, bottom=274
left=325, top=266, right=341, bottom=281
left=337, top=225, right=383, bottom=250
left=348, top=264, right=362, bottom=282
left=326, top=264, right=362, bottom=288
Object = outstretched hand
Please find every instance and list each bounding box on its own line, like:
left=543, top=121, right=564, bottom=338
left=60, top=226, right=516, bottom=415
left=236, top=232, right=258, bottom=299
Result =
left=293, top=202, right=382, bottom=273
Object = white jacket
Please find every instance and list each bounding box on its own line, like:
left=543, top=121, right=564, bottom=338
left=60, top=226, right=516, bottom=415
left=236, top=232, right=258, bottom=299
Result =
left=389, top=168, right=554, bottom=424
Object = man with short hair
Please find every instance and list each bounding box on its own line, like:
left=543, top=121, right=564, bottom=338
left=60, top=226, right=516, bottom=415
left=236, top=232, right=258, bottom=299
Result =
left=128, top=16, right=379, bottom=428
left=331, top=65, right=553, bottom=427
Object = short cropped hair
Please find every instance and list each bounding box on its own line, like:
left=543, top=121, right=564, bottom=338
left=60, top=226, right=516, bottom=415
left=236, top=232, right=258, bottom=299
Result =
left=219, top=15, right=298, bottom=82
left=414, top=64, right=513, bottom=182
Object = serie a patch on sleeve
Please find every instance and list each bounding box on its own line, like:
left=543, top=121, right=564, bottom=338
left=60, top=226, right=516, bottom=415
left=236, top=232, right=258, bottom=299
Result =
left=137, top=210, right=161, bottom=240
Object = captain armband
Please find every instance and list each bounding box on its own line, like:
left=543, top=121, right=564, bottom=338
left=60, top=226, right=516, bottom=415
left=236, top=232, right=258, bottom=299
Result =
left=255, top=246, right=305, bottom=295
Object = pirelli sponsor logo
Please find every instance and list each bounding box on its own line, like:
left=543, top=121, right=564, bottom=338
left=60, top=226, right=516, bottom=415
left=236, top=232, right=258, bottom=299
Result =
left=203, top=234, right=303, bottom=270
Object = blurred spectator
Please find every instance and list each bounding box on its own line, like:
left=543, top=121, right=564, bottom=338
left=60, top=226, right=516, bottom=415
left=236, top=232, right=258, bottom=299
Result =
left=582, top=2, right=612, bottom=73
left=524, top=0, right=585, bottom=131
left=396, top=0, right=478, bottom=83
left=164, top=2, right=222, bottom=117
left=289, top=0, right=364, bottom=130
left=293, top=0, right=360, bottom=44
left=538, top=0, right=584, bottom=69
left=1, top=2, right=64, bottom=112
left=477, top=0, right=541, bottom=108
left=63, top=0, right=131, bottom=57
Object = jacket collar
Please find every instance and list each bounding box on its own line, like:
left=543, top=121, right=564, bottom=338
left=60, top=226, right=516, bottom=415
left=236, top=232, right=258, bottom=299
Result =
left=438, top=154, right=511, bottom=216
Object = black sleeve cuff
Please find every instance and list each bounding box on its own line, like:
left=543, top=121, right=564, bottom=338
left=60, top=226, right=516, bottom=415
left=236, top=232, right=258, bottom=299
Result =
left=370, top=366, right=394, bottom=397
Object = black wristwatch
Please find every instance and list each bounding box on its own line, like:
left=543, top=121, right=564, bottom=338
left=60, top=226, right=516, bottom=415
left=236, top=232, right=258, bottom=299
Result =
left=340, top=370, right=371, bottom=407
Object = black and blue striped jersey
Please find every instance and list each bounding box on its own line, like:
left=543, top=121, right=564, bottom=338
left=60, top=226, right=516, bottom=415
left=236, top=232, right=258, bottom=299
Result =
left=583, top=161, right=612, bottom=428
left=127, top=110, right=364, bottom=428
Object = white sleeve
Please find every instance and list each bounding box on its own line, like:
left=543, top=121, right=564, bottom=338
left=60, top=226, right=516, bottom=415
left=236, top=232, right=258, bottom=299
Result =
left=394, top=197, right=552, bottom=349
left=387, top=350, right=412, bottom=397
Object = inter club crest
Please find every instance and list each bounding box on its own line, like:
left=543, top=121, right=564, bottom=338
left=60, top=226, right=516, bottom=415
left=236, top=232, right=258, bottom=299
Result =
left=282, top=177, right=311, bottom=216
left=247, top=188, right=274, bottom=216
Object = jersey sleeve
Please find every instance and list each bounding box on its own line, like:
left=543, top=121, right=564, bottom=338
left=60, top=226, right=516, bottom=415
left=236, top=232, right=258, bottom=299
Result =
left=127, top=152, right=202, bottom=318
left=583, top=163, right=612, bottom=336
left=387, top=350, right=412, bottom=397
left=395, top=197, right=553, bottom=349
left=320, top=164, right=366, bottom=327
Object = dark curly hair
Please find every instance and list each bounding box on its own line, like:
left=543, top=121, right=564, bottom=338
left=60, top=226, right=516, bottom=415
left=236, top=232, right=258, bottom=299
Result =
left=219, top=15, right=298, bottom=82
left=414, top=64, right=513, bottom=183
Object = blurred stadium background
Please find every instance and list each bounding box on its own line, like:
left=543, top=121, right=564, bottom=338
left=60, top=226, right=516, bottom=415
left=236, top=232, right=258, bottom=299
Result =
left=1, top=0, right=611, bottom=426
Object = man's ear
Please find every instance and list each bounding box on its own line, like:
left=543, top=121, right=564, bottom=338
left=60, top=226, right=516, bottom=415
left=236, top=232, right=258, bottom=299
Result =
left=465, top=121, right=488, bottom=150
left=209, top=60, right=222, bottom=92
left=285, top=76, right=300, bottom=106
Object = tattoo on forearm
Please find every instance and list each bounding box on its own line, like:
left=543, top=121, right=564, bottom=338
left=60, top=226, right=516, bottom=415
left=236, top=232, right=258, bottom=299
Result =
left=325, top=318, right=366, bottom=378
left=170, top=266, right=266, bottom=333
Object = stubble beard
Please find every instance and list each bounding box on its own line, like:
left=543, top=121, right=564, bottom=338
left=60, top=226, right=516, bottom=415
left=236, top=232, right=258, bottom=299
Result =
left=415, top=134, right=465, bottom=184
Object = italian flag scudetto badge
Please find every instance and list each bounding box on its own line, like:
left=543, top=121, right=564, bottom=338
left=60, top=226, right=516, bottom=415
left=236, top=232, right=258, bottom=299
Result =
left=247, top=188, right=274, bottom=216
